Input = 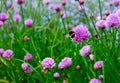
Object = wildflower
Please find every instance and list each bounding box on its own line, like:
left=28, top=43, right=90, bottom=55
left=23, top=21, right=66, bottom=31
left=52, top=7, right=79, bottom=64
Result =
left=2, top=50, right=13, bottom=59
left=70, top=25, right=89, bottom=43
left=79, top=45, right=91, bottom=57
left=24, top=36, right=29, bottom=42
left=6, top=1, right=12, bottom=9
left=53, top=5, right=61, bottom=12
left=17, top=0, right=26, bottom=5
left=63, top=80, right=67, bottom=83
left=21, top=63, right=28, bottom=71
left=0, top=13, right=8, bottom=22
left=13, top=14, right=21, bottom=22
left=76, top=65, right=81, bottom=70
left=60, top=11, right=64, bottom=17
left=113, top=0, right=120, bottom=6
left=41, top=57, right=55, bottom=69
left=0, top=21, right=3, bottom=27
left=43, top=0, right=51, bottom=5
left=79, top=0, right=84, bottom=5
left=24, top=18, right=33, bottom=27
left=58, top=57, right=72, bottom=70
left=54, top=72, right=60, bottom=79
left=24, top=53, right=33, bottom=62
left=96, top=20, right=106, bottom=29
left=24, top=67, right=32, bottom=74
left=94, top=61, right=103, bottom=70
left=62, top=0, right=66, bottom=6
left=106, top=14, right=120, bottom=27
left=0, top=48, right=4, bottom=56
left=89, top=78, right=102, bottom=83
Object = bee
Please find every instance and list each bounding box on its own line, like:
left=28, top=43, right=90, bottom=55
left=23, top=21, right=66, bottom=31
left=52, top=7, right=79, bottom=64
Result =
left=69, top=31, right=75, bottom=38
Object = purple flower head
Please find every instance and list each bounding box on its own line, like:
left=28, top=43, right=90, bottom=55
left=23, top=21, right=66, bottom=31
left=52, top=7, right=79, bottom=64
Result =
left=71, top=25, right=89, bottom=43
left=89, top=78, right=102, bottom=83
left=113, top=0, right=120, bottom=6
left=58, top=57, right=72, bottom=70
left=43, top=0, right=51, bottom=5
left=106, top=14, right=120, bottom=27
left=24, top=18, right=33, bottom=28
left=6, top=1, right=12, bottom=9
left=94, top=61, right=103, bottom=70
left=0, top=48, right=4, bottom=56
left=13, top=14, right=21, bottom=22
left=53, top=5, right=61, bottom=12
left=24, top=67, right=32, bottom=74
left=17, top=0, right=26, bottom=5
left=79, top=45, right=91, bottom=57
left=41, top=57, right=55, bottom=69
left=24, top=53, right=33, bottom=62
left=0, top=21, right=3, bottom=27
left=2, top=50, right=13, bottom=59
left=96, top=20, right=106, bottom=29
left=0, top=13, right=8, bottom=22
left=54, top=72, right=60, bottom=79
left=21, top=63, right=28, bottom=71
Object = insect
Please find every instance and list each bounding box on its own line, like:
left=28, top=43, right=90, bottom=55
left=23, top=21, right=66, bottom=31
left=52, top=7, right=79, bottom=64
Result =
left=69, top=31, right=75, bottom=38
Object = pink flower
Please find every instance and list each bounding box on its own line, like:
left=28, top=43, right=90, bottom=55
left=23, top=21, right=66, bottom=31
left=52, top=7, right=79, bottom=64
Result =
left=58, top=57, right=72, bottom=70
left=79, top=45, right=91, bottom=57
left=71, top=25, right=89, bottom=43
left=17, top=0, right=26, bottom=5
left=54, top=72, right=60, bottom=79
left=96, top=20, right=106, bottom=29
left=89, top=78, right=102, bottom=83
left=0, top=13, right=8, bottom=22
left=2, top=50, right=13, bottom=59
left=106, top=14, right=120, bottom=27
left=6, top=1, right=12, bottom=9
left=41, top=57, right=55, bottom=69
left=21, top=63, right=28, bottom=71
left=24, top=18, right=33, bottom=28
left=94, top=61, right=103, bottom=70
left=24, top=53, right=33, bottom=62
left=62, top=0, right=66, bottom=6
left=53, top=5, right=61, bottom=12
left=113, top=0, right=120, bottom=6
left=43, top=0, right=51, bottom=5
left=13, top=14, right=21, bottom=22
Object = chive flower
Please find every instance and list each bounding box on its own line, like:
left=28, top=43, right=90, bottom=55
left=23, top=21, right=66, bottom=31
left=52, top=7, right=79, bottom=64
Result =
left=89, top=78, right=102, bottom=83
left=24, top=18, right=33, bottom=28
left=24, top=53, right=33, bottom=62
left=0, top=13, right=8, bottom=22
left=58, top=57, right=72, bottom=70
left=41, top=57, right=55, bottom=69
left=71, top=25, right=89, bottom=43
left=2, top=50, right=13, bottom=59
left=79, top=45, right=91, bottom=57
